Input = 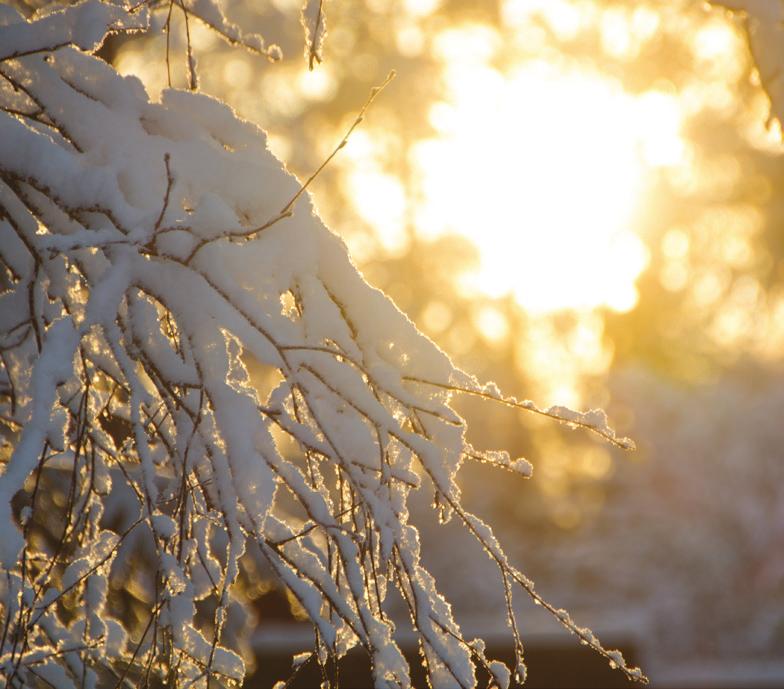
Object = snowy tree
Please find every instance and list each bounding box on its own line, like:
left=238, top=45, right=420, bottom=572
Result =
left=0, top=1, right=673, bottom=687
left=713, top=0, right=784, bottom=129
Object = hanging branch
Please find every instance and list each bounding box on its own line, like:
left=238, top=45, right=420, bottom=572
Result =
left=0, top=2, right=650, bottom=688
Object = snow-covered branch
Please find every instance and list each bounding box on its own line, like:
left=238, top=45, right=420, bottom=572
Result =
left=0, top=2, right=645, bottom=688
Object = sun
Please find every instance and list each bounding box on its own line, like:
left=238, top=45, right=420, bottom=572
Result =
left=408, top=25, right=687, bottom=315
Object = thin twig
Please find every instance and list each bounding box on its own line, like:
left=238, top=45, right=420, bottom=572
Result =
left=184, top=70, right=396, bottom=263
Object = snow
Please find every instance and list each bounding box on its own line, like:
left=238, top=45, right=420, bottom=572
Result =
left=713, top=0, right=784, bottom=129
left=187, top=0, right=282, bottom=60
left=0, top=2, right=651, bottom=687
left=0, top=1, right=148, bottom=62
left=489, top=659, right=511, bottom=689
left=0, top=318, right=78, bottom=568
left=301, top=0, right=327, bottom=69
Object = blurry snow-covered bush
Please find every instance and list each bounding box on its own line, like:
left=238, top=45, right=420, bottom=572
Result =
left=713, top=0, right=784, bottom=128
left=0, top=1, right=652, bottom=687
left=548, top=367, right=784, bottom=663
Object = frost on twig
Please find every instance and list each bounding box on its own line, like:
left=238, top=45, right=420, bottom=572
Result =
left=406, top=374, right=636, bottom=450
left=186, top=0, right=282, bottom=61
left=301, top=0, right=326, bottom=69
left=160, top=0, right=281, bottom=91
left=0, top=2, right=646, bottom=687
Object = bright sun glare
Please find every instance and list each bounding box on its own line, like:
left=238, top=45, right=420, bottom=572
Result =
left=407, top=26, right=687, bottom=315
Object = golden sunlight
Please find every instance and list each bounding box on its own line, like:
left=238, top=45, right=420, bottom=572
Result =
left=409, top=25, right=688, bottom=315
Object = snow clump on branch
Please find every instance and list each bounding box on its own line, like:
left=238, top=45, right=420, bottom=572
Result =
left=0, top=1, right=644, bottom=687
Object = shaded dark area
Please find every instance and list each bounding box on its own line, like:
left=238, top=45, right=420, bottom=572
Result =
left=248, top=641, right=639, bottom=689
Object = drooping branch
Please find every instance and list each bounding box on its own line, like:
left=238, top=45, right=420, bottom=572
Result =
left=0, top=3, right=650, bottom=688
